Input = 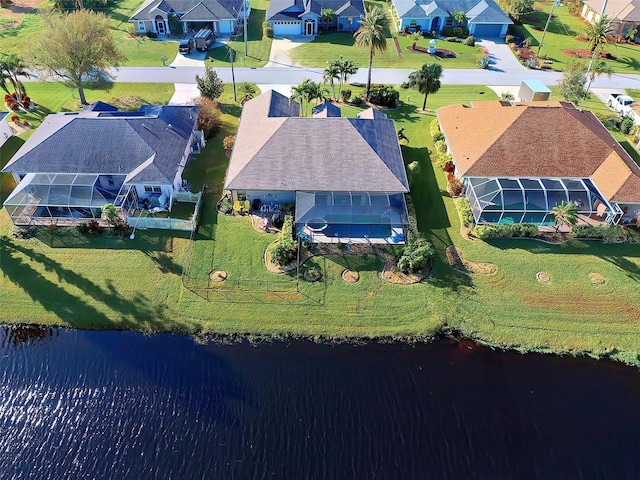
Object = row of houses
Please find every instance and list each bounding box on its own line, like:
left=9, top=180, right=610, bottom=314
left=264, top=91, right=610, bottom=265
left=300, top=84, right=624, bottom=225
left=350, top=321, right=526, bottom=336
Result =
left=3, top=90, right=640, bottom=242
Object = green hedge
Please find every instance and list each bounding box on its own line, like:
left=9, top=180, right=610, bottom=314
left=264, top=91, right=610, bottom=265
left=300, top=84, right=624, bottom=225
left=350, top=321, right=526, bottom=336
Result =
left=429, top=118, right=441, bottom=137
left=473, top=223, right=539, bottom=239
left=269, top=215, right=296, bottom=266
left=454, top=197, right=474, bottom=229
left=441, top=26, right=469, bottom=38
left=572, top=225, right=624, bottom=242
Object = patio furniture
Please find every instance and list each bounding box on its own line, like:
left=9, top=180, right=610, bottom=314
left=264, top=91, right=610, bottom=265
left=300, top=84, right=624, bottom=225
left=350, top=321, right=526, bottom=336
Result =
left=243, top=200, right=251, bottom=213
left=233, top=200, right=242, bottom=214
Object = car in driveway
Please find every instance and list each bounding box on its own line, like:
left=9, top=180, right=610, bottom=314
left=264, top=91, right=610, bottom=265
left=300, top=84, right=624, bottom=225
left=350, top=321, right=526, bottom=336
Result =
left=179, top=38, right=195, bottom=54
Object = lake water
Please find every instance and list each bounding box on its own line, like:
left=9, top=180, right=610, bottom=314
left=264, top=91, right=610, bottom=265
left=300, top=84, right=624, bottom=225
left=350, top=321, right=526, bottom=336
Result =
left=1, top=327, right=639, bottom=479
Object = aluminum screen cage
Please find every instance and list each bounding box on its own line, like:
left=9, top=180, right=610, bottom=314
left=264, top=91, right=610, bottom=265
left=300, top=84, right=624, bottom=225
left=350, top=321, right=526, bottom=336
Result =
left=465, top=177, right=622, bottom=226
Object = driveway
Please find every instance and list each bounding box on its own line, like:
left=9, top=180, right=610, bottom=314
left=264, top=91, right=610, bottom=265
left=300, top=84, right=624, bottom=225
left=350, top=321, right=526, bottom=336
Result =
left=170, top=49, right=207, bottom=67
left=477, top=39, right=526, bottom=73
left=266, top=36, right=315, bottom=68
left=169, top=83, right=200, bottom=105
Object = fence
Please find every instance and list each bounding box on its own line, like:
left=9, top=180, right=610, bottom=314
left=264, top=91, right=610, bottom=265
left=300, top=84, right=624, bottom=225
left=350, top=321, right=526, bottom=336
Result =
left=129, top=192, right=202, bottom=232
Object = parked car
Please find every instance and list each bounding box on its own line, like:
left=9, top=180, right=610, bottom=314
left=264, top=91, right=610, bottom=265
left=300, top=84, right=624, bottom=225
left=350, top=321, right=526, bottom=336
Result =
left=179, top=38, right=195, bottom=54
left=607, top=93, right=635, bottom=116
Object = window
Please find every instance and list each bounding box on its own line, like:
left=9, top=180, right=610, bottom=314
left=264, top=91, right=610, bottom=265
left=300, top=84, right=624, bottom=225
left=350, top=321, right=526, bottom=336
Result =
left=144, top=186, right=162, bottom=193
left=347, top=17, right=353, bottom=25
left=138, top=21, right=146, bottom=33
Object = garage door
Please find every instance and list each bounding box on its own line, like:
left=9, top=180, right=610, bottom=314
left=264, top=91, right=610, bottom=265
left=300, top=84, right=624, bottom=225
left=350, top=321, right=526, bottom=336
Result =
left=473, top=24, right=504, bottom=38
left=273, top=21, right=301, bottom=36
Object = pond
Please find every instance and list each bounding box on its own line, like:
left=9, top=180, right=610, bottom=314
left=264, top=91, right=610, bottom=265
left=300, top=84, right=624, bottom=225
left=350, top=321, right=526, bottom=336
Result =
left=1, top=327, right=639, bottom=479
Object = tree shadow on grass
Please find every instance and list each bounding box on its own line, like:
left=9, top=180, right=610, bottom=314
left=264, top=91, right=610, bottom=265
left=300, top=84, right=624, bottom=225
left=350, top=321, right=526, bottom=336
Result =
left=2, top=238, right=172, bottom=331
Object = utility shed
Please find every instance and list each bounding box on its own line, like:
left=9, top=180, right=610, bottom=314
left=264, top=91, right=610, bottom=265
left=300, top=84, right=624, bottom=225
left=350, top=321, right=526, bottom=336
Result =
left=518, top=79, right=551, bottom=102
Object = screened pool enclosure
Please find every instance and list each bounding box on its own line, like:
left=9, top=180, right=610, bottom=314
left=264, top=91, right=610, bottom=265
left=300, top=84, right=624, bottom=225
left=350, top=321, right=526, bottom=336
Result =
left=295, top=191, right=408, bottom=244
left=465, top=177, right=622, bottom=226
left=3, top=173, right=137, bottom=225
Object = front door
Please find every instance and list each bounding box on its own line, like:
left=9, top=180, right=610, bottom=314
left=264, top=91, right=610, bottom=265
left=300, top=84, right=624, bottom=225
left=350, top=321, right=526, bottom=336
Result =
left=305, top=20, right=314, bottom=35
left=156, top=17, right=166, bottom=34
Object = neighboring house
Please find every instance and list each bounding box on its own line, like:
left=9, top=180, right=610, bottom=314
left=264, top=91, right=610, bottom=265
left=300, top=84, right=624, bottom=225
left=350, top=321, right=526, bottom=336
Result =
left=437, top=101, right=640, bottom=226
left=0, top=112, right=13, bottom=148
left=130, top=0, right=250, bottom=36
left=267, top=0, right=364, bottom=36
left=391, top=0, right=512, bottom=37
left=2, top=101, right=204, bottom=227
left=224, top=90, right=410, bottom=244
left=581, top=0, right=640, bottom=37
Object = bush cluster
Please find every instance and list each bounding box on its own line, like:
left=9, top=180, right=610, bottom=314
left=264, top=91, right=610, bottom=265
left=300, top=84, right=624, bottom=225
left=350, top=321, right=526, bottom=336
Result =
left=504, top=34, right=515, bottom=44
left=262, top=22, right=274, bottom=38
left=367, top=85, right=399, bottom=108
left=397, top=195, right=434, bottom=274
left=455, top=197, right=474, bottom=229
left=440, top=26, right=469, bottom=38
left=621, top=116, right=634, bottom=135
left=218, top=196, right=233, bottom=214
left=462, top=35, right=475, bottom=46
left=197, top=97, right=222, bottom=139
left=572, top=224, right=624, bottom=242
left=269, top=215, right=297, bottom=266
left=341, top=89, right=352, bottom=102
left=473, top=223, right=539, bottom=239
left=145, top=31, right=158, bottom=39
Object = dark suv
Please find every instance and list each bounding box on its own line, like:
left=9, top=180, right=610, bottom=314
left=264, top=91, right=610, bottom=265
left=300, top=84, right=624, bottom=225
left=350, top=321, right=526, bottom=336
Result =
left=179, top=38, right=195, bottom=54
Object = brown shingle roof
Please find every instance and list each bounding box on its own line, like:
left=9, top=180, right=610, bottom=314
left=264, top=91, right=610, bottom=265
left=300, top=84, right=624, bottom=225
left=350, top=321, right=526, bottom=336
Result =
left=437, top=101, right=640, bottom=204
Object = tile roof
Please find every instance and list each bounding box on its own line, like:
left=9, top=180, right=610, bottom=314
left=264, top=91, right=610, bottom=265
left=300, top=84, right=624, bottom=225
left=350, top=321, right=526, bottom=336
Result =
left=224, top=90, right=408, bottom=193
left=584, top=0, right=640, bottom=22
left=2, top=105, right=199, bottom=185
left=437, top=101, right=640, bottom=204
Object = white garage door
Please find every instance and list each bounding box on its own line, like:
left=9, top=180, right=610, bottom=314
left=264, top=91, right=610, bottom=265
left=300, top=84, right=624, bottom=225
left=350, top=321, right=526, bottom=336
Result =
left=473, top=24, right=504, bottom=38
left=273, top=21, right=301, bottom=36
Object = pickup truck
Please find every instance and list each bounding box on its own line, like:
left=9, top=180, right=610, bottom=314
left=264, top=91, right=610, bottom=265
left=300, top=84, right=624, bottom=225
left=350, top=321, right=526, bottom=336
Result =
left=607, top=93, right=635, bottom=115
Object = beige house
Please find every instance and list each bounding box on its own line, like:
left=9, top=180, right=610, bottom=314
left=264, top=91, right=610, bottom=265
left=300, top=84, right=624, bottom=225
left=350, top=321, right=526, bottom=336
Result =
left=581, top=0, right=640, bottom=37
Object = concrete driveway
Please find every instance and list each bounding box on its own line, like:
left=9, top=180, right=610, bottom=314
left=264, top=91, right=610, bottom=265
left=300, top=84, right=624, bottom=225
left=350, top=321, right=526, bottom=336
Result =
left=170, top=50, right=207, bottom=67
left=477, top=39, right=526, bottom=73
left=266, top=36, right=315, bottom=67
left=169, top=83, right=200, bottom=105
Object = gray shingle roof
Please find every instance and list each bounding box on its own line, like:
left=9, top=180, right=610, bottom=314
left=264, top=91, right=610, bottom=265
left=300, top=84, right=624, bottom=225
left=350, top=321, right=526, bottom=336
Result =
left=312, top=101, right=341, bottom=117
left=225, top=90, right=408, bottom=193
left=131, top=0, right=242, bottom=21
left=267, top=0, right=364, bottom=20
left=391, top=0, right=511, bottom=24
left=3, top=105, right=199, bottom=185
left=0, top=112, right=8, bottom=121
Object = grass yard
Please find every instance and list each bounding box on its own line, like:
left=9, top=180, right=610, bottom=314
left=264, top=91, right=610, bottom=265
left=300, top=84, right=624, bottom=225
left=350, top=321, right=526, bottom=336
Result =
left=511, top=0, right=640, bottom=73
left=2, top=84, right=640, bottom=365
left=206, top=0, right=272, bottom=68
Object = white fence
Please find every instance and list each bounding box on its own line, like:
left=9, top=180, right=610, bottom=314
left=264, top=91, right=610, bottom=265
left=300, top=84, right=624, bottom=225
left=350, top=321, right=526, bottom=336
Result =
left=129, top=192, right=202, bottom=232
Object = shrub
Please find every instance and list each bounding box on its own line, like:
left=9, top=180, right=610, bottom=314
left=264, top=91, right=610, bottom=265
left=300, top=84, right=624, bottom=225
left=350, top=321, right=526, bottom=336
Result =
left=9, top=225, right=38, bottom=239
left=429, top=118, right=441, bottom=137
left=462, top=35, right=475, bottom=46
left=197, top=97, right=222, bottom=139
left=218, top=196, right=233, bottom=214
left=270, top=215, right=297, bottom=266
left=572, top=224, right=624, bottom=242
left=367, top=85, right=399, bottom=108
left=87, top=220, right=102, bottom=234
left=443, top=161, right=455, bottom=173
left=10, top=114, right=19, bottom=123
left=435, top=153, right=452, bottom=169
left=167, top=14, right=182, bottom=35
left=455, top=197, right=475, bottom=229
left=524, top=58, right=538, bottom=69
left=522, top=37, right=533, bottom=48
left=434, top=139, right=447, bottom=153
left=223, top=135, right=235, bottom=153
left=397, top=237, right=434, bottom=274
left=478, top=55, right=490, bottom=69
left=340, top=89, right=352, bottom=102
left=447, top=177, right=464, bottom=196
left=111, top=218, right=132, bottom=237
left=473, top=223, right=538, bottom=239
left=195, top=66, right=224, bottom=100
left=441, top=26, right=469, bottom=38
left=76, top=223, right=90, bottom=234
left=407, top=160, right=421, bottom=176
left=262, top=20, right=270, bottom=29
left=263, top=26, right=274, bottom=38
left=445, top=36, right=459, bottom=43
left=22, top=120, right=29, bottom=127
left=505, top=34, right=515, bottom=44
left=351, top=96, right=363, bottom=105
left=432, top=131, right=445, bottom=142
left=598, top=113, right=620, bottom=129
left=145, top=31, right=158, bottom=39
left=621, top=116, right=634, bottom=135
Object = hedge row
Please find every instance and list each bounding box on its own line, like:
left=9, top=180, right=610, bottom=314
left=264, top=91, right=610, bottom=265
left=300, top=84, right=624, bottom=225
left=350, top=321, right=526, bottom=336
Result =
left=473, top=223, right=539, bottom=239
left=572, top=225, right=624, bottom=242
left=454, top=197, right=474, bottom=229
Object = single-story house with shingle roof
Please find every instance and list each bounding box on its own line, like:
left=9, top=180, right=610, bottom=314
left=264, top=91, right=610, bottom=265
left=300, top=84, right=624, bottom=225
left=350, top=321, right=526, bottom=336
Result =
left=129, top=0, right=250, bottom=36
left=224, top=90, right=410, bottom=244
left=581, top=0, right=640, bottom=37
left=0, top=112, right=13, bottom=148
left=437, top=101, right=640, bottom=226
left=267, top=0, right=364, bottom=36
left=1, top=102, right=204, bottom=227
left=391, top=0, right=512, bottom=37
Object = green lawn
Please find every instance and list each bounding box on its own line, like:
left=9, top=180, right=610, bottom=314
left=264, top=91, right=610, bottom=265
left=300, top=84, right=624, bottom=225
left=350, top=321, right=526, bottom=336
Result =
left=2, top=84, right=640, bottom=366
left=512, top=0, right=640, bottom=73
left=206, top=0, right=272, bottom=68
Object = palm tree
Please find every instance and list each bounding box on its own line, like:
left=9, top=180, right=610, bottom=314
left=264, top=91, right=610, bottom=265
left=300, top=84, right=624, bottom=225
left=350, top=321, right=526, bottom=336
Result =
left=354, top=5, right=389, bottom=101
left=550, top=201, right=579, bottom=232
left=237, top=82, right=257, bottom=104
left=335, top=57, right=358, bottom=99
left=0, top=54, right=29, bottom=108
left=407, top=63, right=443, bottom=111
left=449, top=11, right=467, bottom=26
left=586, top=60, right=613, bottom=92
left=101, top=203, right=118, bottom=229
left=321, top=8, right=337, bottom=28
left=585, top=14, right=612, bottom=54
left=323, top=62, right=340, bottom=100
left=290, top=83, right=310, bottom=116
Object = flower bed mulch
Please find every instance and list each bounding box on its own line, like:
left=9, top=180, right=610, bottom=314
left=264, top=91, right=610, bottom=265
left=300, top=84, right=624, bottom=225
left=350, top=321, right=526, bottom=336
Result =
left=562, top=49, right=617, bottom=60
left=589, top=272, right=606, bottom=285
left=342, top=269, right=360, bottom=283
left=407, top=46, right=457, bottom=58
left=209, top=270, right=228, bottom=282
left=536, top=271, right=551, bottom=284
left=445, top=245, right=496, bottom=275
